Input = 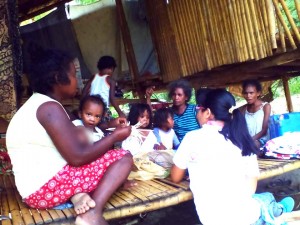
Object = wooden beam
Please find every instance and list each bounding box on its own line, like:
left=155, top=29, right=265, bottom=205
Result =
left=282, top=76, right=294, bottom=112
left=186, top=49, right=300, bottom=87
left=115, top=0, right=142, bottom=97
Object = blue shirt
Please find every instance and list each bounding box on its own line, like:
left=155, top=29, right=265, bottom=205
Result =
left=172, top=104, right=200, bottom=142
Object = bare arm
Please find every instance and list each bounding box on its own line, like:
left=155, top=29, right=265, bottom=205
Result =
left=37, top=101, right=131, bottom=167
left=246, top=175, right=258, bottom=195
left=81, top=78, right=92, bottom=98
left=170, top=165, right=186, bottom=183
left=253, top=103, right=271, bottom=140
left=145, top=86, right=155, bottom=111
left=108, top=77, right=126, bottom=118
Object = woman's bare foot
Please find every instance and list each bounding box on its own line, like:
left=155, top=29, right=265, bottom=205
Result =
left=71, top=193, right=96, bottom=215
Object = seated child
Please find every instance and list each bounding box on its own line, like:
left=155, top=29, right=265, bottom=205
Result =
left=72, top=95, right=105, bottom=143
left=152, top=108, right=180, bottom=150
left=121, top=103, right=157, bottom=156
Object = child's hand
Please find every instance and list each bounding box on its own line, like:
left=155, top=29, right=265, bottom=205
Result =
left=154, top=143, right=167, bottom=150
left=112, top=125, right=131, bottom=142
left=145, top=86, right=155, bottom=99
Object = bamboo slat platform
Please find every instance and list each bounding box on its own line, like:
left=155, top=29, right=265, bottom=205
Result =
left=0, top=175, right=192, bottom=225
left=1, top=158, right=300, bottom=225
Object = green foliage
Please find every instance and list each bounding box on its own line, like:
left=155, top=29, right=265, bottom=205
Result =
left=74, top=0, right=101, bottom=5
left=281, top=0, right=300, bottom=28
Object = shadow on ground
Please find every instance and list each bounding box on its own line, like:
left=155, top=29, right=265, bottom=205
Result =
left=110, top=200, right=201, bottom=225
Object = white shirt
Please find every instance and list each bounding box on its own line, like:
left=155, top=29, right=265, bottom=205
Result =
left=173, top=124, right=261, bottom=225
left=6, top=93, right=68, bottom=198
left=122, top=130, right=158, bottom=156
left=90, top=74, right=110, bottom=107
left=72, top=119, right=104, bottom=143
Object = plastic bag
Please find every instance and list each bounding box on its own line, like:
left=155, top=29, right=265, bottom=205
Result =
left=128, top=151, right=172, bottom=181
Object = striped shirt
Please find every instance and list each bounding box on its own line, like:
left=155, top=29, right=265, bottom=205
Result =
left=173, top=104, right=200, bottom=142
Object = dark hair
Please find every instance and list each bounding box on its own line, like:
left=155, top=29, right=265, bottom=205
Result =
left=79, top=95, right=106, bottom=114
left=127, top=103, right=152, bottom=129
left=242, top=79, right=262, bottom=93
left=203, top=89, right=259, bottom=156
left=97, top=55, right=117, bottom=70
left=167, top=79, right=192, bottom=102
left=196, top=88, right=213, bottom=106
left=28, top=48, right=74, bottom=95
left=153, top=108, right=173, bottom=129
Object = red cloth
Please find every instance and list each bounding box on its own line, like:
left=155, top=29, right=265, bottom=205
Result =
left=24, top=149, right=128, bottom=209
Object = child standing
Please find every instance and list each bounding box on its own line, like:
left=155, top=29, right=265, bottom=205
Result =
left=73, top=95, right=105, bottom=143
left=239, top=79, right=271, bottom=148
left=122, top=103, right=157, bottom=156
left=152, top=108, right=180, bottom=150
left=171, top=89, right=294, bottom=225
left=82, top=55, right=126, bottom=119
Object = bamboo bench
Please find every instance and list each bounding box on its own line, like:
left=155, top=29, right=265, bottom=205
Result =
left=1, top=158, right=300, bottom=225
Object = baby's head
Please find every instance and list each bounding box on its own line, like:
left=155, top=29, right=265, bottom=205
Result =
left=78, top=95, right=106, bottom=130
left=127, top=103, right=152, bottom=129
left=153, top=108, right=174, bottom=131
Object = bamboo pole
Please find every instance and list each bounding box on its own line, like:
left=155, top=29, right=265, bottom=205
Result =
left=239, top=0, right=254, bottom=60
left=206, top=0, right=223, bottom=66
left=254, top=0, right=268, bottom=57
left=187, top=0, right=205, bottom=72
left=259, top=0, right=273, bottom=56
left=295, top=0, right=300, bottom=22
left=266, top=0, right=277, bottom=49
left=233, top=0, right=247, bottom=62
left=282, top=76, right=294, bottom=112
left=249, top=0, right=265, bottom=59
left=279, top=0, right=300, bottom=43
left=261, top=0, right=274, bottom=52
left=192, top=1, right=207, bottom=70
left=244, top=0, right=259, bottom=60
left=277, top=14, right=287, bottom=52
left=272, top=0, right=297, bottom=49
left=210, top=0, right=225, bottom=65
left=169, top=1, right=189, bottom=75
left=228, top=0, right=243, bottom=62
left=220, top=0, right=236, bottom=63
left=197, top=0, right=213, bottom=69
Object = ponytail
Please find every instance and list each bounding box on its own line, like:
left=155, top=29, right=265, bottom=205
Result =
left=222, top=109, right=259, bottom=156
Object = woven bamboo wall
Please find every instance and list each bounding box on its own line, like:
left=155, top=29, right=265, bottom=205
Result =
left=146, top=0, right=300, bottom=83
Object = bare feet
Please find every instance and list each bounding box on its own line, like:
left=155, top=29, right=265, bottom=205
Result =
left=71, top=193, right=96, bottom=215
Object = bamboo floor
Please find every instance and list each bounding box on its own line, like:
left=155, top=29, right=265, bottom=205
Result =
left=1, top=158, right=300, bottom=225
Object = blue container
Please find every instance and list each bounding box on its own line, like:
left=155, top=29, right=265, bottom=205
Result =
left=269, top=112, right=300, bottom=139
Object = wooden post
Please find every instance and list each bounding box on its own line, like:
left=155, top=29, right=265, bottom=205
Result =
left=282, top=76, right=294, bottom=112
left=115, top=0, right=143, bottom=98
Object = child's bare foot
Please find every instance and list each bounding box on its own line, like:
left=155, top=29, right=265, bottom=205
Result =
left=71, top=193, right=96, bottom=215
left=121, top=180, right=138, bottom=190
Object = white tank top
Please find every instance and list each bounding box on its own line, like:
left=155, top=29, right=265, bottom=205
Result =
left=6, top=93, right=69, bottom=198
left=90, top=74, right=110, bottom=107
left=245, top=102, right=269, bottom=142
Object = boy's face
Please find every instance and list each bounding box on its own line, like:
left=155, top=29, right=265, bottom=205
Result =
left=138, top=110, right=150, bottom=128
left=80, top=101, right=104, bottom=130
